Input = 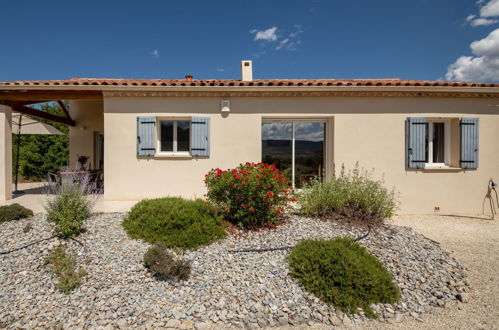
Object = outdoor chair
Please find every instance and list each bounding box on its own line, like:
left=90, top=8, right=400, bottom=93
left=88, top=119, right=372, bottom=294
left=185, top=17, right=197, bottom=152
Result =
left=47, top=172, right=62, bottom=190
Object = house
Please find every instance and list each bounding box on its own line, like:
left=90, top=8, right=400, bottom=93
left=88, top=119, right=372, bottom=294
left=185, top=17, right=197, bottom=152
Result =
left=1, top=60, right=498, bottom=214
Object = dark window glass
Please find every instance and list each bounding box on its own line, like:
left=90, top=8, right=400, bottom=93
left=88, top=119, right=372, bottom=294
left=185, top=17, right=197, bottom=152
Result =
left=177, top=121, right=190, bottom=152
left=160, top=121, right=173, bottom=152
left=262, top=122, right=293, bottom=183
left=294, top=122, right=325, bottom=187
left=433, top=123, right=445, bottom=163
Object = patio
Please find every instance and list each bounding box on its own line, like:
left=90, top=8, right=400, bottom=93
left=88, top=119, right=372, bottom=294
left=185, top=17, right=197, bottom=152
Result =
left=1, top=182, right=137, bottom=213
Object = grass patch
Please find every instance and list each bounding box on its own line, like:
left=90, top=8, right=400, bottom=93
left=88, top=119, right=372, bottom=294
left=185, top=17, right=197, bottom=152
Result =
left=44, top=245, right=86, bottom=294
left=122, top=197, right=227, bottom=250
left=287, top=237, right=399, bottom=317
left=0, top=203, right=33, bottom=223
left=143, top=243, right=191, bottom=281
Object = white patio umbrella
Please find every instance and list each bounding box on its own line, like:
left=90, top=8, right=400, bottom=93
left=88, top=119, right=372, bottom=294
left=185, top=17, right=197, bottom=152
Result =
left=12, top=113, right=64, bottom=194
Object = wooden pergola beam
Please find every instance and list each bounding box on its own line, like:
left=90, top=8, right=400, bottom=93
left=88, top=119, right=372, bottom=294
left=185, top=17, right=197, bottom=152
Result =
left=7, top=103, right=75, bottom=126
left=0, top=90, right=102, bottom=102
left=56, top=100, right=73, bottom=122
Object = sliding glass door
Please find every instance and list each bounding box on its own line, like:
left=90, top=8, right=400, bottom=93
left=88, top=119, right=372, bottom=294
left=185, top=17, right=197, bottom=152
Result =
left=262, top=120, right=326, bottom=188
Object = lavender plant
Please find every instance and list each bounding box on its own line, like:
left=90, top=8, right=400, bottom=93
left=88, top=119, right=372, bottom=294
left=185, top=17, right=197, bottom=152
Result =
left=45, top=167, right=100, bottom=238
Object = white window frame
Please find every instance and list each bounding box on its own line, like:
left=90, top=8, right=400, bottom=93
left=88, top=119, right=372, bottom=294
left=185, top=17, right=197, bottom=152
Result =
left=425, top=119, right=451, bottom=168
left=262, top=118, right=328, bottom=188
left=157, top=119, right=191, bottom=156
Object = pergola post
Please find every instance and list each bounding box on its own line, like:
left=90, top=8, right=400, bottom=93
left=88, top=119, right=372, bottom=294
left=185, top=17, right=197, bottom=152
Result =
left=0, top=105, right=12, bottom=200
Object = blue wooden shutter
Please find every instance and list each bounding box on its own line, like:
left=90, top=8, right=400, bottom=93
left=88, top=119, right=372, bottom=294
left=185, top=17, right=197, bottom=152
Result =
left=460, top=118, right=479, bottom=169
left=137, top=116, right=156, bottom=156
left=406, top=117, right=428, bottom=169
left=191, top=117, right=210, bottom=157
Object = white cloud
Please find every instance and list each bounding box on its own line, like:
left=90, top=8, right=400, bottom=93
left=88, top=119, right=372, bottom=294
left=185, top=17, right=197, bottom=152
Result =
left=275, top=25, right=303, bottom=52
left=480, top=0, right=499, bottom=17
left=250, top=24, right=304, bottom=57
left=262, top=122, right=324, bottom=142
left=470, top=17, right=498, bottom=26
left=289, top=24, right=303, bottom=38
left=446, top=28, right=499, bottom=81
left=275, top=38, right=289, bottom=50
left=250, top=27, right=278, bottom=42
left=467, top=0, right=499, bottom=26
left=252, top=50, right=267, bottom=59
left=149, top=49, right=160, bottom=59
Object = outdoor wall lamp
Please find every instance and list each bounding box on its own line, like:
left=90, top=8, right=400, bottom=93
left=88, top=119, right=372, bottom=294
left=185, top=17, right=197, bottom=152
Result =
left=221, top=99, right=230, bottom=113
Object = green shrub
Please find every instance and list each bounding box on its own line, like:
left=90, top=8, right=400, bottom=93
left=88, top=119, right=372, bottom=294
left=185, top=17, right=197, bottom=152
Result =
left=205, top=162, right=294, bottom=228
left=122, top=197, right=227, bottom=250
left=44, top=245, right=86, bottom=294
left=23, top=222, right=33, bottom=233
left=144, top=243, right=191, bottom=281
left=298, top=165, right=397, bottom=221
left=287, top=237, right=399, bottom=317
left=45, top=172, right=95, bottom=238
left=0, top=203, right=33, bottom=223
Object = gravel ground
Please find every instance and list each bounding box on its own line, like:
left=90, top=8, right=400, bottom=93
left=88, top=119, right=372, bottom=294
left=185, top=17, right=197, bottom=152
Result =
left=0, top=213, right=471, bottom=329
left=305, top=214, right=499, bottom=330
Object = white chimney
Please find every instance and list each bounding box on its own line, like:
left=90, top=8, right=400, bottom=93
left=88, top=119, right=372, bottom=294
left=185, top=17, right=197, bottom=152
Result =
left=241, top=60, right=253, bottom=81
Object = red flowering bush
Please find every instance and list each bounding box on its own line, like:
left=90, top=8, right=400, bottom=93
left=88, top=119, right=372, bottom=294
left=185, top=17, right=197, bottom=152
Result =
left=205, top=162, right=295, bottom=228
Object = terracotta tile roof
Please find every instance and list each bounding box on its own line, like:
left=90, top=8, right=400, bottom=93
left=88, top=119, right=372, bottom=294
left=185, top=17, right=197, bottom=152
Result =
left=1, top=78, right=498, bottom=88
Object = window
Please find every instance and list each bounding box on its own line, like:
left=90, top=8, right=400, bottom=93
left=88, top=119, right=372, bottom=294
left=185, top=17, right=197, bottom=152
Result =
left=426, top=120, right=450, bottom=167
left=262, top=120, right=326, bottom=188
left=407, top=117, right=479, bottom=170
left=158, top=120, right=191, bottom=155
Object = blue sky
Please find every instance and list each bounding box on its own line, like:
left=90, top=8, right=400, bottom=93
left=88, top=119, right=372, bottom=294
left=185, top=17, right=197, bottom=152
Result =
left=2, top=0, right=499, bottom=82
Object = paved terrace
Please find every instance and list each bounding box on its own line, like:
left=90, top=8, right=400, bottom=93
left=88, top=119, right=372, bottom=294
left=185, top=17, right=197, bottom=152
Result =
left=0, top=182, right=137, bottom=213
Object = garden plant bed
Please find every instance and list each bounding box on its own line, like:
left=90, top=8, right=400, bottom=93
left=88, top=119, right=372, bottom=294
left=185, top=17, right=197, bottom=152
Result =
left=0, top=213, right=469, bottom=329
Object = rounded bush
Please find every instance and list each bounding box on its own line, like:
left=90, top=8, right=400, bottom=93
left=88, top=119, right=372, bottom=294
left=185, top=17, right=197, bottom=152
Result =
left=205, top=162, right=294, bottom=228
left=287, top=237, right=399, bottom=317
left=122, top=197, right=227, bottom=250
left=0, top=203, right=33, bottom=223
left=298, top=165, right=398, bottom=222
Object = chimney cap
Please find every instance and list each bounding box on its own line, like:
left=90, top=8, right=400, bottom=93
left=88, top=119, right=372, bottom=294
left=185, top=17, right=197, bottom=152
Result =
left=185, top=75, right=193, bottom=81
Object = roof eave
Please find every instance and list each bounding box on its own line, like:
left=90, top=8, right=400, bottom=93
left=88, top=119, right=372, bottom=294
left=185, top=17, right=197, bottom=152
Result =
left=1, top=84, right=499, bottom=94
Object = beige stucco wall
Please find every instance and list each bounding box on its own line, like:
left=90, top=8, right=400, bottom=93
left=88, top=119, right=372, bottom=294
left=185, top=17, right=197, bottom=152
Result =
left=68, top=100, right=104, bottom=169
left=0, top=105, right=12, bottom=200
left=67, top=96, right=499, bottom=215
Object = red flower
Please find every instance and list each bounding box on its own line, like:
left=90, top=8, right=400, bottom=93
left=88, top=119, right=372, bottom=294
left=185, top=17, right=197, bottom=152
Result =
left=249, top=207, right=255, bottom=212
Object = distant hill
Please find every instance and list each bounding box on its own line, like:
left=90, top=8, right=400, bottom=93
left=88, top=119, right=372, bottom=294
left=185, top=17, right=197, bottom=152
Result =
left=262, top=139, right=323, bottom=156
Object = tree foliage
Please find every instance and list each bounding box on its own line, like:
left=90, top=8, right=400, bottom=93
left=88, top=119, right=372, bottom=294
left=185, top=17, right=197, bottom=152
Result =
left=12, top=102, right=69, bottom=181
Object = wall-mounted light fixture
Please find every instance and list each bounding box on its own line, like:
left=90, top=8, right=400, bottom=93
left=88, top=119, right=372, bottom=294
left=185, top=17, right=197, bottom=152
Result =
left=221, top=99, right=230, bottom=113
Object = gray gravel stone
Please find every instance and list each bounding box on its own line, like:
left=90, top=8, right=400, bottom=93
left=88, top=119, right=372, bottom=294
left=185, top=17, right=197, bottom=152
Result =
left=0, top=213, right=469, bottom=329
